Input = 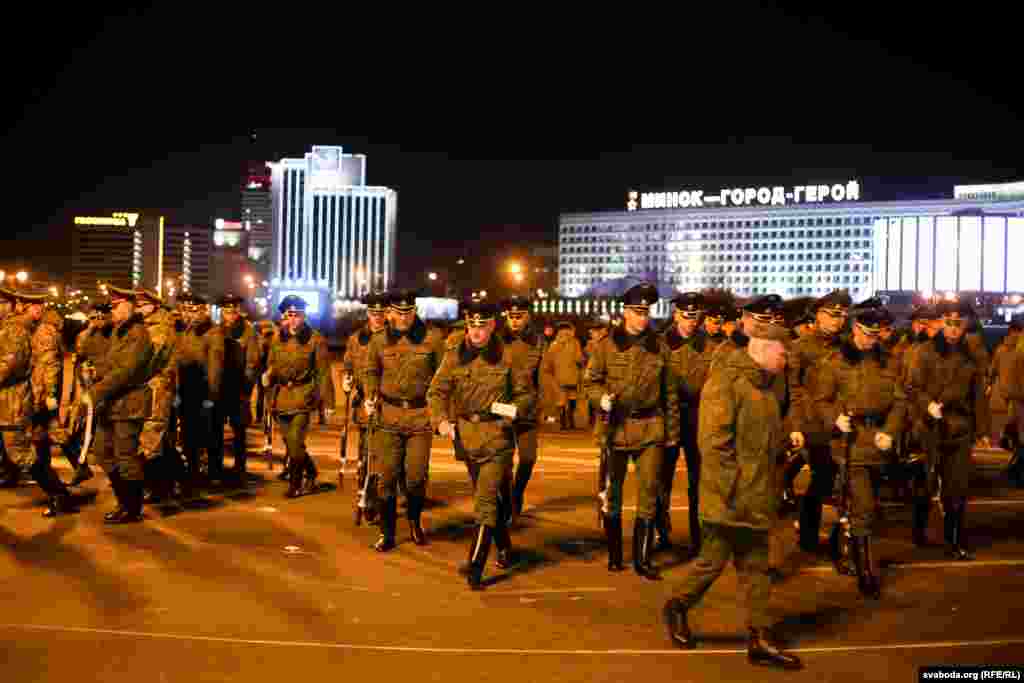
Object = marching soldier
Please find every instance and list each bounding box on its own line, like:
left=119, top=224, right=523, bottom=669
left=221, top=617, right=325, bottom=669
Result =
left=175, top=293, right=225, bottom=487
left=261, top=296, right=334, bottom=498
left=584, top=321, right=609, bottom=427
left=362, top=289, right=445, bottom=550
left=788, top=289, right=850, bottom=554
left=708, top=304, right=749, bottom=373
left=664, top=295, right=802, bottom=670
left=216, top=294, right=260, bottom=484
left=427, top=300, right=535, bottom=589
left=544, top=322, right=584, bottom=430
left=906, top=300, right=990, bottom=560
left=499, top=296, right=543, bottom=523
left=583, top=283, right=679, bottom=579
left=813, top=307, right=906, bottom=598
left=902, top=304, right=942, bottom=544
left=0, top=286, right=31, bottom=487
left=81, top=285, right=156, bottom=523
left=1002, top=323, right=1024, bottom=485
left=661, top=292, right=715, bottom=555
left=63, top=302, right=114, bottom=486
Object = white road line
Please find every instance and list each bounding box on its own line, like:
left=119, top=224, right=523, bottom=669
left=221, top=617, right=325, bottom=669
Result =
left=485, top=588, right=617, bottom=596
left=799, top=558, right=1024, bottom=573
left=2, top=624, right=1022, bottom=656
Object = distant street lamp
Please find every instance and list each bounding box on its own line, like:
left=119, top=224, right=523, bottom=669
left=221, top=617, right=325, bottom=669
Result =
left=428, top=272, right=438, bottom=281
left=457, top=259, right=465, bottom=265
left=508, top=262, right=522, bottom=275
left=16, top=271, right=28, bottom=283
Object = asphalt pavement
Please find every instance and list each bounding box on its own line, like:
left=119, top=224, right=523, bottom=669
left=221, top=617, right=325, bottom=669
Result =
left=3, top=423, right=1024, bottom=681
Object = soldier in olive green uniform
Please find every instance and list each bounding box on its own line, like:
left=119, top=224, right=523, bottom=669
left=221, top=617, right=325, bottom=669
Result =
left=428, top=300, right=535, bottom=589
left=341, top=292, right=389, bottom=510
left=707, top=305, right=749, bottom=374
left=661, top=292, right=716, bottom=555
left=262, top=296, right=334, bottom=498
left=0, top=286, right=32, bottom=487
left=584, top=283, right=680, bottom=579
left=813, top=307, right=906, bottom=598
left=998, top=322, right=1024, bottom=485
left=583, top=321, right=609, bottom=428
left=787, top=290, right=850, bottom=553
left=499, top=296, right=543, bottom=523
left=362, top=289, right=445, bottom=551
left=906, top=301, right=989, bottom=560
left=216, top=294, right=260, bottom=483
left=664, top=296, right=802, bottom=671
left=175, top=293, right=225, bottom=485
left=82, top=285, right=156, bottom=523
left=987, top=321, right=1020, bottom=449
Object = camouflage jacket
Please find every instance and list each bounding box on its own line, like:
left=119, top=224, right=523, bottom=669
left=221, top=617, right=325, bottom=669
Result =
left=221, top=318, right=260, bottom=401
left=28, top=315, right=63, bottom=415
left=787, top=328, right=844, bottom=434
left=342, top=324, right=385, bottom=426
left=698, top=345, right=791, bottom=530
left=499, top=326, right=543, bottom=423
left=813, top=340, right=907, bottom=466
left=544, top=335, right=584, bottom=388
left=664, top=327, right=716, bottom=426
left=266, top=322, right=334, bottom=415
left=427, top=334, right=535, bottom=460
left=583, top=326, right=680, bottom=451
left=906, top=333, right=990, bottom=443
left=92, top=314, right=156, bottom=421
left=142, top=308, right=178, bottom=424
left=0, top=313, right=33, bottom=428
left=364, top=318, right=445, bottom=433
left=176, top=318, right=225, bottom=401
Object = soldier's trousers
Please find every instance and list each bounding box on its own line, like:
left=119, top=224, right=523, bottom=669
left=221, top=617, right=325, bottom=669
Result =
left=799, top=445, right=837, bottom=551
left=95, top=418, right=145, bottom=482
left=278, top=412, right=311, bottom=468
left=661, top=430, right=701, bottom=546
left=932, top=439, right=973, bottom=498
left=606, top=446, right=663, bottom=521
left=373, top=429, right=431, bottom=500
left=673, top=521, right=773, bottom=629
left=211, top=402, right=250, bottom=472
left=180, top=401, right=211, bottom=476
left=467, top=450, right=513, bottom=527
left=511, top=424, right=538, bottom=492
left=848, top=465, right=883, bottom=538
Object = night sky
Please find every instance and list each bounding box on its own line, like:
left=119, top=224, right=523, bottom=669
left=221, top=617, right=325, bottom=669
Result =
left=4, top=8, right=1021, bottom=295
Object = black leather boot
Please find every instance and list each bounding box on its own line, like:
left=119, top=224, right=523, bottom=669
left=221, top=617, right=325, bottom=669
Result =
left=798, top=495, right=822, bottom=553
left=43, top=493, right=73, bottom=518
left=653, top=498, right=672, bottom=552
left=104, top=470, right=127, bottom=521
left=511, top=460, right=534, bottom=523
left=849, top=536, right=866, bottom=594
left=748, top=628, right=803, bottom=670
left=605, top=515, right=625, bottom=572
left=285, top=458, right=303, bottom=498
left=567, top=400, right=577, bottom=430
left=494, top=513, right=513, bottom=569
left=374, top=497, right=397, bottom=552
left=407, top=494, right=427, bottom=546
left=860, top=536, right=881, bottom=599
left=559, top=407, right=567, bottom=431
left=302, top=455, right=319, bottom=495
left=947, top=499, right=973, bottom=561
left=912, top=497, right=930, bottom=547
left=278, top=455, right=292, bottom=481
left=663, top=598, right=694, bottom=649
left=467, top=525, right=494, bottom=590
left=107, top=480, right=144, bottom=524
left=633, top=518, right=661, bottom=580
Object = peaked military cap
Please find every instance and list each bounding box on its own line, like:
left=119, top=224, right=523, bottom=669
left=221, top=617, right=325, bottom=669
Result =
left=853, top=308, right=893, bottom=336
left=937, top=300, right=975, bottom=320
left=388, top=288, right=418, bottom=312
left=463, top=299, right=498, bottom=327
left=362, top=291, right=388, bottom=313
left=621, top=283, right=658, bottom=310
left=89, top=302, right=112, bottom=316
left=105, top=284, right=136, bottom=304
left=217, top=293, right=245, bottom=310
left=278, top=295, right=308, bottom=314
left=556, top=321, right=574, bottom=331
left=672, top=292, right=705, bottom=319
left=177, top=292, right=208, bottom=306
left=910, top=304, right=939, bottom=321
left=742, top=295, right=789, bottom=341
left=135, top=287, right=162, bottom=306
left=814, top=289, right=852, bottom=314
left=722, top=304, right=741, bottom=322
left=502, top=295, right=532, bottom=315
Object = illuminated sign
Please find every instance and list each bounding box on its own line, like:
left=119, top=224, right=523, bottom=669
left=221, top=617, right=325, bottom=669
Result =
left=74, top=212, right=141, bottom=227
left=954, top=181, right=1024, bottom=201
left=626, top=180, right=861, bottom=211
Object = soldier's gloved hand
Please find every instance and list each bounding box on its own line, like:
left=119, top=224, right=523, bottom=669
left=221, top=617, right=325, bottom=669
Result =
left=261, top=371, right=272, bottom=388
left=874, top=432, right=894, bottom=451
left=928, top=402, right=944, bottom=420
left=600, top=394, right=614, bottom=413
left=790, top=432, right=806, bottom=449
left=342, top=374, right=354, bottom=393
left=364, top=397, right=377, bottom=417
left=173, top=394, right=181, bottom=409
left=835, top=414, right=853, bottom=434
left=202, top=400, right=214, bottom=410
left=438, top=420, right=455, bottom=440
left=46, top=397, right=59, bottom=412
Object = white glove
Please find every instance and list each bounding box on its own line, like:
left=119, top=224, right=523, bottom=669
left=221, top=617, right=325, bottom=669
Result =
left=342, top=374, right=354, bottom=393
left=438, top=420, right=455, bottom=439
left=364, top=398, right=377, bottom=417
left=202, top=400, right=214, bottom=410
left=173, top=394, right=181, bottom=409
left=600, top=394, right=614, bottom=413
left=928, top=402, right=943, bottom=420
left=790, top=432, right=806, bottom=450
left=490, top=401, right=517, bottom=419
left=261, top=371, right=272, bottom=388
left=46, top=397, right=59, bottom=412
left=874, top=432, right=893, bottom=452
left=835, top=414, right=852, bottom=434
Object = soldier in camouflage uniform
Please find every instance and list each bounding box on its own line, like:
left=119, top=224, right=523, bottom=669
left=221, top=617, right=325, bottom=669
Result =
left=175, top=293, right=225, bottom=486
left=813, top=307, right=906, bottom=599
left=661, top=292, right=715, bottom=555
left=427, top=300, right=536, bottom=589
left=664, top=296, right=802, bottom=671
left=262, top=296, right=334, bottom=498
left=906, top=301, right=989, bottom=560
left=584, top=283, right=680, bottom=579
left=787, top=290, right=850, bottom=553
left=363, top=289, right=445, bottom=551
left=499, top=296, right=543, bottom=523
left=81, top=285, right=156, bottom=523
left=216, top=294, right=260, bottom=484
left=0, top=286, right=32, bottom=487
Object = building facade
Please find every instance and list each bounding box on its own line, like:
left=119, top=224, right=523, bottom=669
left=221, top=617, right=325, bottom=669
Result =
left=242, top=161, right=273, bottom=277
left=269, top=145, right=397, bottom=318
left=558, top=180, right=1024, bottom=301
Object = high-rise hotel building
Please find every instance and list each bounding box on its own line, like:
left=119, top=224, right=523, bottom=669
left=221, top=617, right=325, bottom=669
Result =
left=269, top=145, right=397, bottom=316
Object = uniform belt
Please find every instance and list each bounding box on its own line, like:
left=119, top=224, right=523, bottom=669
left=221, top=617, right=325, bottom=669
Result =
left=381, top=394, right=427, bottom=409
left=459, top=412, right=502, bottom=424
left=626, top=405, right=660, bottom=420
